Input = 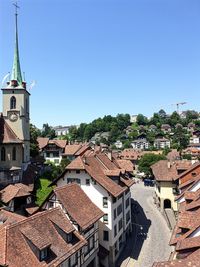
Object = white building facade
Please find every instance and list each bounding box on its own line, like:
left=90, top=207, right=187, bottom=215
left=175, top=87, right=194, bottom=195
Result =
left=53, top=154, right=133, bottom=267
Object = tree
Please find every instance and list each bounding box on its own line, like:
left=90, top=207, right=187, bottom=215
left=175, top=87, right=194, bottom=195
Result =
left=173, top=127, right=189, bottom=151
left=129, top=130, right=138, bottom=140
left=158, top=109, right=167, bottom=118
left=149, top=113, right=161, bottom=127
left=60, top=158, right=71, bottom=172
left=138, top=153, right=166, bottom=176
left=182, top=154, right=192, bottom=160
left=30, top=124, right=41, bottom=158
left=41, top=123, right=55, bottom=139
left=169, top=112, right=181, bottom=127
left=123, top=140, right=132, bottom=149
left=68, top=126, right=78, bottom=142
left=137, top=114, right=148, bottom=125
left=185, top=110, right=199, bottom=122
left=83, top=125, right=94, bottom=141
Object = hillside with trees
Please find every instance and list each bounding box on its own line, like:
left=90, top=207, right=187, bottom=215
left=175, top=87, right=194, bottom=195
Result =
left=31, top=109, right=200, bottom=152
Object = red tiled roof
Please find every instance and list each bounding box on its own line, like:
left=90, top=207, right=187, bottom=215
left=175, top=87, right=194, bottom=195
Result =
left=66, top=156, right=86, bottom=170
left=116, top=159, right=134, bottom=173
left=0, top=183, right=32, bottom=204
left=65, top=153, right=132, bottom=197
left=175, top=160, right=193, bottom=171
left=54, top=184, right=104, bottom=230
left=49, top=139, right=67, bottom=148
left=0, top=209, right=25, bottom=229
left=74, top=144, right=90, bottom=156
left=64, top=144, right=82, bottom=155
left=174, top=162, right=200, bottom=181
left=120, top=149, right=141, bottom=160
left=96, top=153, right=117, bottom=170
left=37, top=137, right=49, bottom=149
left=0, top=208, right=86, bottom=267
left=176, top=236, right=200, bottom=251
left=151, top=160, right=178, bottom=182
left=84, top=156, right=127, bottom=197
left=0, top=114, right=22, bottom=144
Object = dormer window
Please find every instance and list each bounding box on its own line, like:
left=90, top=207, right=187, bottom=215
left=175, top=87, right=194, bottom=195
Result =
left=10, top=96, right=16, bottom=109
left=40, top=247, right=48, bottom=261
left=66, top=232, right=72, bottom=243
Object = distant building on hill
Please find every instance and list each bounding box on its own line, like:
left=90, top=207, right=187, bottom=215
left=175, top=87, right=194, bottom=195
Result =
left=130, top=114, right=137, bottom=123
left=131, top=137, right=149, bottom=150
left=154, top=138, right=171, bottom=149
left=53, top=125, right=70, bottom=136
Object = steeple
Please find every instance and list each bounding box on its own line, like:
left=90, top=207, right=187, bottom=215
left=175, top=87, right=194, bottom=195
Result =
left=10, top=2, right=23, bottom=87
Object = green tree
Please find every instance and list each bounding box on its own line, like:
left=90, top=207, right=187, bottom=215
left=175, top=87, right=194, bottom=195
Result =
left=173, top=127, right=189, bottom=151
left=60, top=158, right=71, bottom=173
left=123, top=140, right=132, bottom=149
left=41, top=123, right=55, bottom=139
left=138, top=153, right=166, bottom=176
left=169, top=112, right=181, bottom=127
left=158, top=109, right=167, bottom=118
left=137, top=114, right=148, bottom=125
left=185, top=110, right=199, bottom=122
left=30, top=124, right=41, bottom=158
left=68, top=126, right=78, bottom=141
left=149, top=113, right=161, bottom=127
left=182, top=154, right=192, bottom=160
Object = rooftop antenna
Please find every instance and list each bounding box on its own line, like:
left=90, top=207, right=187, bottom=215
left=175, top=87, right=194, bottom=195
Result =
left=13, top=1, right=20, bottom=15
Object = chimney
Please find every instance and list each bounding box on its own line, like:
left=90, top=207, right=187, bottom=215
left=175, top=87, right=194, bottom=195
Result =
left=83, top=157, right=87, bottom=164
left=167, top=161, right=171, bottom=169
left=107, top=151, right=112, bottom=161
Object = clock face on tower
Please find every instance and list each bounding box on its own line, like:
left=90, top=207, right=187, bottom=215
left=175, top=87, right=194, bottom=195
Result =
left=8, top=112, right=18, bottom=122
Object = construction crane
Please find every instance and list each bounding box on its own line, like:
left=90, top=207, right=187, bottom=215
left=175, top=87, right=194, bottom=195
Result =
left=171, top=102, right=187, bottom=114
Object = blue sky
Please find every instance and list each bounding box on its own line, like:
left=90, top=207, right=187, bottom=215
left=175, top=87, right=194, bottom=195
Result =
left=0, top=0, right=200, bottom=128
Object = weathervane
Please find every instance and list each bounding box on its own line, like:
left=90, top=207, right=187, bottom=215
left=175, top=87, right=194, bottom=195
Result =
left=13, top=1, right=20, bottom=15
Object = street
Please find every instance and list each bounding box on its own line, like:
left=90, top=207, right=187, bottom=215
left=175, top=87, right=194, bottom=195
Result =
left=118, top=181, right=172, bottom=267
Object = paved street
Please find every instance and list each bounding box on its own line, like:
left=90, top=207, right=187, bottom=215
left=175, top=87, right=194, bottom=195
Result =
left=118, top=181, right=172, bottom=267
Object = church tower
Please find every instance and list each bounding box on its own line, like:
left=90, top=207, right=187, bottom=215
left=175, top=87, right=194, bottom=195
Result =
left=1, top=5, right=30, bottom=165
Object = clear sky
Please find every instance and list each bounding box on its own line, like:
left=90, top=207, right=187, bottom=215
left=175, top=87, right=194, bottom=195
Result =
left=0, top=0, right=200, bottom=128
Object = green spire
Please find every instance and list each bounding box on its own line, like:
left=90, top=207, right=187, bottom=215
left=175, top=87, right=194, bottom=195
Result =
left=11, top=10, right=23, bottom=85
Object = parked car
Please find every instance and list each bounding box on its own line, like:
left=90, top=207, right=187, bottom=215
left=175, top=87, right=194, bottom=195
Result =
left=144, top=179, right=155, bottom=187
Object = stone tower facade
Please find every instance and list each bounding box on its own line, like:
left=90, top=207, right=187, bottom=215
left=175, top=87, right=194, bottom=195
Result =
left=1, top=8, right=30, bottom=165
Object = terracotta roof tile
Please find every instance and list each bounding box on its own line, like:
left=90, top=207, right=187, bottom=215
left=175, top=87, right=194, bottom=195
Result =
left=60, top=153, right=134, bottom=197
left=54, top=184, right=104, bottom=230
left=151, top=160, right=178, bottom=181
left=153, top=249, right=200, bottom=266
left=0, top=208, right=86, bottom=267
left=176, top=236, right=200, bottom=251
left=174, top=162, right=200, bottom=181
left=66, top=156, right=86, bottom=170
left=64, top=144, right=82, bottom=155
left=49, top=139, right=67, bottom=148
left=0, top=209, right=25, bottom=229
left=74, top=144, right=90, bottom=156
left=115, top=159, right=134, bottom=173
left=84, top=156, right=127, bottom=197
left=0, top=183, right=32, bottom=204
left=37, top=137, right=49, bottom=149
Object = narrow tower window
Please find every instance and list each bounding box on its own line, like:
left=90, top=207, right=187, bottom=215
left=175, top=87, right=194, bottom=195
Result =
left=10, top=96, right=16, bottom=109
left=26, top=98, right=28, bottom=113
left=12, top=147, right=16, bottom=161
left=1, top=147, right=6, bottom=161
